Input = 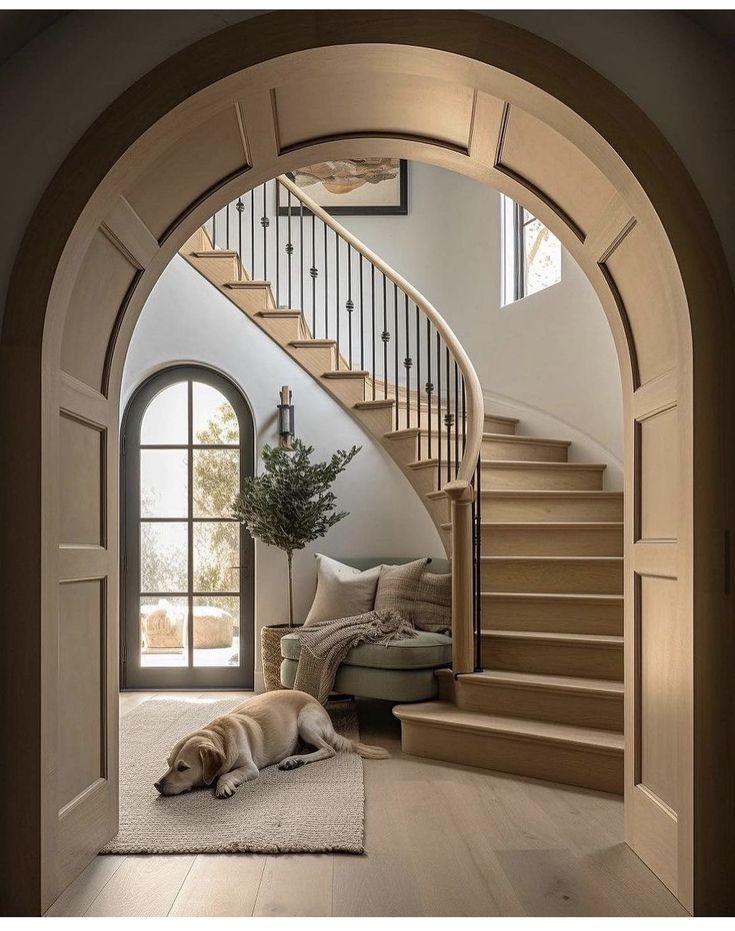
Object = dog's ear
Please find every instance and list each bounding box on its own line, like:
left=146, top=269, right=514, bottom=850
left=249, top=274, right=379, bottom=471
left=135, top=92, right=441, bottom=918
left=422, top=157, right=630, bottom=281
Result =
left=199, top=742, right=225, bottom=785
left=167, top=735, right=188, bottom=768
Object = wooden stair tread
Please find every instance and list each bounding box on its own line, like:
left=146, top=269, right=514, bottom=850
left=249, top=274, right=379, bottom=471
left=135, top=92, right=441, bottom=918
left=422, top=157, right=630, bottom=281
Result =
left=322, top=369, right=368, bottom=379
left=481, top=555, right=622, bottom=563
left=408, top=458, right=439, bottom=470
left=256, top=309, right=301, bottom=318
left=393, top=702, right=624, bottom=752
left=483, top=629, right=623, bottom=647
left=459, top=669, right=624, bottom=696
left=428, top=489, right=623, bottom=500
left=482, top=432, right=570, bottom=446
left=225, top=279, right=271, bottom=288
left=354, top=399, right=395, bottom=409
left=482, top=459, right=606, bottom=470
left=191, top=249, right=239, bottom=258
left=441, top=520, right=623, bottom=530
left=483, top=592, right=623, bottom=604
left=289, top=339, right=337, bottom=347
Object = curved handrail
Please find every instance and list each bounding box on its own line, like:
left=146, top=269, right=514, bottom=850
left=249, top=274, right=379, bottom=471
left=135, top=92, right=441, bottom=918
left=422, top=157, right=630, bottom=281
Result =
left=277, top=173, right=484, bottom=488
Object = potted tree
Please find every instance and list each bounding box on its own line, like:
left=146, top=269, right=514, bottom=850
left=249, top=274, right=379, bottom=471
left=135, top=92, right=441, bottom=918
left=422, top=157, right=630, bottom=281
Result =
left=232, top=439, right=360, bottom=690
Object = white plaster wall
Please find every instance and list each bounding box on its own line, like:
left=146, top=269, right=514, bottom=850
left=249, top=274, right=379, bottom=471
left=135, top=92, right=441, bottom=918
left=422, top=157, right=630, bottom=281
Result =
left=340, top=163, right=624, bottom=488
left=121, top=255, right=444, bottom=690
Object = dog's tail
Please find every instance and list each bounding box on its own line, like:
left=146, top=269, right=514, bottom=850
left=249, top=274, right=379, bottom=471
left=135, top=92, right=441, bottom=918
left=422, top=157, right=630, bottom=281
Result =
left=329, top=732, right=390, bottom=759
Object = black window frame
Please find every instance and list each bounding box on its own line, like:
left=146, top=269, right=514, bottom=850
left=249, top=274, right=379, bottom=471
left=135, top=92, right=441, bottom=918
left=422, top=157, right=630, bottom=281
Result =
left=120, top=364, right=255, bottom=690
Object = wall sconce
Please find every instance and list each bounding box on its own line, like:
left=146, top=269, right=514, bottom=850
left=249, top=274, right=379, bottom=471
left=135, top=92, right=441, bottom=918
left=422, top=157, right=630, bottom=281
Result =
left=278, top=385, right=295, bottom=449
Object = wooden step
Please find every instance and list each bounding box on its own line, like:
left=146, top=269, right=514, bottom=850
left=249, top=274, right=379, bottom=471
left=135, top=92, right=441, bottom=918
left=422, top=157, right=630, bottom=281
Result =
left=439, top=668, right=624, bottom=731
left=393, top=701, right=623, bottom=794
left=394, top=409, right=518, bottom=435
left=481, top=555, right=623, bottom=594
left=321, top=369, right=368, bottom=405
left=257, top=308, right=301, bottom=317
left=407, top=458, right=441, bottom=495
left=464, top=521, right=624, bottom=556
left=188, top=250, right=242, bottom=282
left=481, top=434, right=569, bottom=462
left=224, top=280, right=276, bottom=313
left=481, top=592, right=623, bottom=636
left=482, top=630, right=624, bottom=680
left=286, top=339, right=336, bottom=376
left=481, top=460, right=606, bottom=491
left=479, top=490, right=623, bottom=522
left=254, top=308, right=302, bottom=340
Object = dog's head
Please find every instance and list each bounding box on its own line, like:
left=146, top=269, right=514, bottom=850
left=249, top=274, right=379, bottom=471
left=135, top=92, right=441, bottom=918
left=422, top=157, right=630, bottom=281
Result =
left=154, top=730, right=226, bottom=796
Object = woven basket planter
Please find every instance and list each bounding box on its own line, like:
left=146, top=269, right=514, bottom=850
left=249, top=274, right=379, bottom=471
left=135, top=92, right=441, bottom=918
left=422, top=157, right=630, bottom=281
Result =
left=260, top=624, right=292, bottom=691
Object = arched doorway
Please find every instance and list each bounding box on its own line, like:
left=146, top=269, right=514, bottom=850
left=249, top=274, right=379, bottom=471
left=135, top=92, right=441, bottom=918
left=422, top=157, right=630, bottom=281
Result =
left=121, top=365, right=255, bottom=691
left=1, top=12, right=732, bottom=915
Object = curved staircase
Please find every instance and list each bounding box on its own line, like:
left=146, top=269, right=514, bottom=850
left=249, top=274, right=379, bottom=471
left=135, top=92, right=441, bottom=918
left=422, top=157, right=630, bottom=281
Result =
left=182, top=174, right=623, bottom=795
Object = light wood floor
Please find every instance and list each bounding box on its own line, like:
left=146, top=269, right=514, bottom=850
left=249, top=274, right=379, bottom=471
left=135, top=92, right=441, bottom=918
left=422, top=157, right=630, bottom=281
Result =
left=46, top=691, right=687, bottom=917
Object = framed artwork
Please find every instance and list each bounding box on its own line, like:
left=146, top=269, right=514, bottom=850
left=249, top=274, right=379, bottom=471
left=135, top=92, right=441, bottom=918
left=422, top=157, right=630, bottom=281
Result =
left=278, top=158, right=408, bottom=216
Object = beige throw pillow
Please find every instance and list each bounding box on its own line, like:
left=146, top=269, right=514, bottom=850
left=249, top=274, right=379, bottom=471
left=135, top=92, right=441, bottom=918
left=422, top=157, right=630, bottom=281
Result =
left=373, top=558, right=430, bottom=624
left=413, top=571, right=452, bottom=634
left=304, top=554, right=381, bottom=626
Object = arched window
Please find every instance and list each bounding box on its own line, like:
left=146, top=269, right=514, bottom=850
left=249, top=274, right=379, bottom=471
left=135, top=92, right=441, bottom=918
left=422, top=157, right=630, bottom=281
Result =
left=121, top=366, right=254, bottom=689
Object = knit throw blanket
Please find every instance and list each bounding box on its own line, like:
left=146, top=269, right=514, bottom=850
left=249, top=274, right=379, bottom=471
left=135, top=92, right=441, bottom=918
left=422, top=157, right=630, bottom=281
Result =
left=293, top=610, right=417, bottom=704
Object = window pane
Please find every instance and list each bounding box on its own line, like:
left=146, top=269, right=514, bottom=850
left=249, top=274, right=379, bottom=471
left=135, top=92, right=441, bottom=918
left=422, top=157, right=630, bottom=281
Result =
left=141, top=381, right=188, bottom=445
left=141, top=522, right=188, bottom=592
left=193, top=382, right=239, bottom=445
left=524, top=218, right=561, bottom=297
left=193, top=522, right=240, bottom=592
left=141, top=450, right=188, bottom=517
left=140, top=597, right=188, bottom=667
left=193, top=449, right=239, bottom=518
left=193, top=596, right=239, bottom=667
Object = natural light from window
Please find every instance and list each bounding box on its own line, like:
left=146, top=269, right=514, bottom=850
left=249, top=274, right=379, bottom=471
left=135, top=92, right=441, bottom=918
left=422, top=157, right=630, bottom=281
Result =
left=502, top=194, right=561, bottom=305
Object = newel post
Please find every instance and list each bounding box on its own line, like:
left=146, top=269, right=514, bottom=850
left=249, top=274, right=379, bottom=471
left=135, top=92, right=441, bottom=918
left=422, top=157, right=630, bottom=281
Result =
left=444, top=479, right=475, bottom=675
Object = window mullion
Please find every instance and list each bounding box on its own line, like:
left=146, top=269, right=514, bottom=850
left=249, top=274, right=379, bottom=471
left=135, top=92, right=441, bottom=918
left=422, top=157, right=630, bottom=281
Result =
left=187, top=378, right=194, bottom=670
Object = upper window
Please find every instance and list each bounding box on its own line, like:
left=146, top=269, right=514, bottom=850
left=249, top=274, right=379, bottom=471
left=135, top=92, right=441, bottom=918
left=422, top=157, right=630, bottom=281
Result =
left=502, top=195, right=561, bottom=305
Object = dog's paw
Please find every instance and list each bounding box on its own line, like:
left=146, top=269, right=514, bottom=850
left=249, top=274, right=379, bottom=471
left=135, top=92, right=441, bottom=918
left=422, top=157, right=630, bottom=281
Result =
left=215, top=778, right=238, bottom=798
left=278, top=757, right=305, bottom=771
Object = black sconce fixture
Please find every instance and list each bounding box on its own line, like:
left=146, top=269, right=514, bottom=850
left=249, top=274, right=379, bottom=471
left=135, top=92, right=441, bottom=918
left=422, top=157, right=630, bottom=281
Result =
left=278, top=385, right=295, bottom=449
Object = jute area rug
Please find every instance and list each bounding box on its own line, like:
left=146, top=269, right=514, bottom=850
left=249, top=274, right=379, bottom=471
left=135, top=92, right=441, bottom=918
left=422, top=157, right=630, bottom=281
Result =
left=102, top=696, right=364, bottom=855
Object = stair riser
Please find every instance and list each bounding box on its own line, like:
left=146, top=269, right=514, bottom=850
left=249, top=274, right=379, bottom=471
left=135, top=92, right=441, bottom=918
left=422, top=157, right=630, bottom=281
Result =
left=483, top=496, right=623, bottom=522
left=481, top=559, right=623, bottom=594
left=482, top=637, right=623, bottom=679
left=481, top=466, right=604, bottom=491
left=323, top=377, right=367, bottom=406
left=230, top=286, right=276, bottom=314
left=400, top=721, right=623, bottom=794
left=483, top=526, right=623, bottom=556
left=194, top=255, right=240, bottom=282
left=482, top=596, right=623, bottom=636
left=454, top=680, right=623, bottom=731
left=394, top=411, right=516, bottom=435
left=258, top=315, right=301, bottom=342
left=353, top=406, right=394, bottom=437
left=288, top=345, right=336, bottom=377
left=408, top=465, right=441, bottom=496
left=481, top=439, right=568, bottom=462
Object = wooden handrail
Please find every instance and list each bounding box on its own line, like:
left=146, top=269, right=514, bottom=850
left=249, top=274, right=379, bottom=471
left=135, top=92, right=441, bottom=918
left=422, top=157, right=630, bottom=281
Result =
left=277, top=173, right=484, bottom=487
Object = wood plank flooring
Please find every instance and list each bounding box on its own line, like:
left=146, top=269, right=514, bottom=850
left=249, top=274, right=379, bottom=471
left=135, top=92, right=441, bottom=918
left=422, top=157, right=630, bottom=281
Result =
left=46, top=691, right=687, bottom=917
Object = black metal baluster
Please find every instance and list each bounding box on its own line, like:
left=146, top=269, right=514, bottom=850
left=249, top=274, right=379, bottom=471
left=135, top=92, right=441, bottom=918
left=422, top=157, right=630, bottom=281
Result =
left=310, top=213, right=317, bottom=336
left=393, top=285, right=399, bottom=428
left=250, top=189, right=255, bottom=276
left=436, top=331, right=442, bottom=488
left=426, top=318, right=433, bottom=459
left=286, top=190, right=293, bottom=309
left=445, top=346, right=452, bottom=485
left=346, top=246, right=353, bottom=369
left=416, top=305, right=421, bottom=458
left=261, top=183, right=268, bottom=281
left=359, top=255, right=365, bottom=371
left=323, top=222, right=328, bottom=338
left=335, top=233, right=340, bottom=370
left=275, top=184, right=280, bottom=305
left=475, top=455, right=483, bottom=670
left=371, top=265, right=376, bottom=400
left=299, top=197, right=304, bottom=318
left=404, top=294, right=412, bottom=428
left=454, top=361, right=460, bottom=477
left=236, top=197, right=244, bottom=281
left=382, top=275, right=389, bottom=399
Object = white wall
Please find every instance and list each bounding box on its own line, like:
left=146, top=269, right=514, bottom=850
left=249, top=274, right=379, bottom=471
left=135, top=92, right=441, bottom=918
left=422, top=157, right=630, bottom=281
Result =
left=340, top=162, right=624, bottom=487
left=121, top=255, right=445, bottom=690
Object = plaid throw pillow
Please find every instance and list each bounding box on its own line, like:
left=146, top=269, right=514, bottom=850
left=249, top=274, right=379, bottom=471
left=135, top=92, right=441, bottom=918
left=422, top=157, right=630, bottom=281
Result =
left=413, top=571, right=452, bottom=634
left=373, top=558, right=430, bottom=624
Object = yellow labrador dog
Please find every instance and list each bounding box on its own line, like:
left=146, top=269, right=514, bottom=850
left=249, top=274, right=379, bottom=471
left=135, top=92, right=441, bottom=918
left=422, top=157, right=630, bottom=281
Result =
left=155, top=689, right=388, bottom=799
